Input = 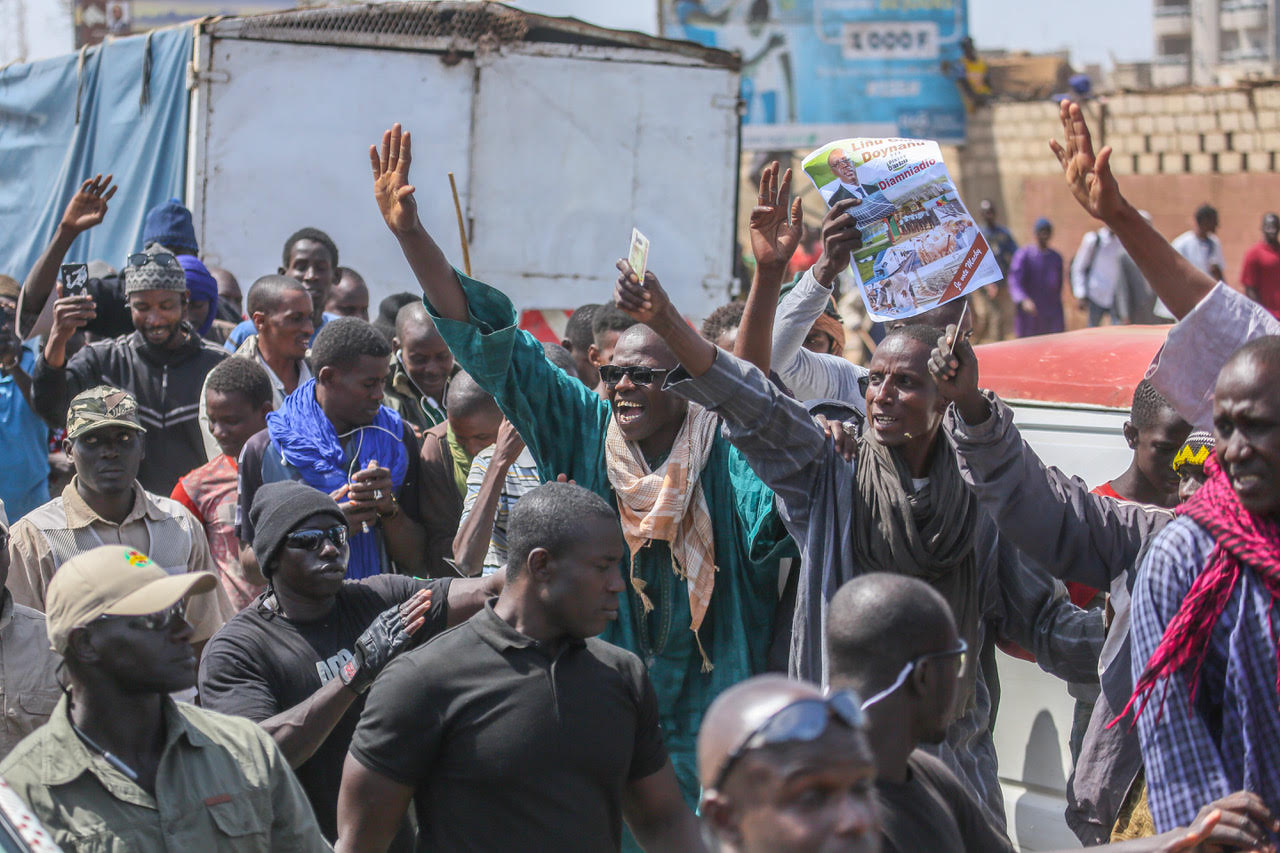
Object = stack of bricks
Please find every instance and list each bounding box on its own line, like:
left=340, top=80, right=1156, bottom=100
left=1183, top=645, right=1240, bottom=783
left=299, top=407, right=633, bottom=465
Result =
left=954, top=84, right=1280, bottom=292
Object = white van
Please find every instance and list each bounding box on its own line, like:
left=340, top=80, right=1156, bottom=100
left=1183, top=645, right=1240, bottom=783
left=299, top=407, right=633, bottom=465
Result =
left=974, top=325, right=1172, bottom=851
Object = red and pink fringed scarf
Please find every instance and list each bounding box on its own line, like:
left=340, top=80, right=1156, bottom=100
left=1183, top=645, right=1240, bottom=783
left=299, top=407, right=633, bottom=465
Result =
left=1117, top=453, right=1280, bottom=725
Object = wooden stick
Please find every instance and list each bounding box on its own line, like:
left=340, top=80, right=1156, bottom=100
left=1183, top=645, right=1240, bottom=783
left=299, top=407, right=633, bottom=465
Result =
left=448, top=172, right=471, bottom=276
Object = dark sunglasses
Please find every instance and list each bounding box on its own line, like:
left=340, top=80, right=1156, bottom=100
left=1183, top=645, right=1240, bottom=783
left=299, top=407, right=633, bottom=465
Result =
left=712, top=690, right=865, bottom=791
left=860, top=639, right=969, bottom=710
left=284, top=524, right=349, bottom=552
left=95, top=600, right=186, bottom=632
left=599, top=365, right=671, bottom=387
left=125, top=252, right=177, bottom=270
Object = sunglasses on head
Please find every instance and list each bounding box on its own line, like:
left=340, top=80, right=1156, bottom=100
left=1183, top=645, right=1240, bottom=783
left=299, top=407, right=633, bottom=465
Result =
left=860, top=638, right=969, bottom=711
left=284, top=524, right=348, bottom=552
left=712, top=690, right=864, bottom=791
left=599, top=365, right=671, bottom=388
left=95, top=600, right=186, bottom=632
left=125, top=252, right=177, bottom=270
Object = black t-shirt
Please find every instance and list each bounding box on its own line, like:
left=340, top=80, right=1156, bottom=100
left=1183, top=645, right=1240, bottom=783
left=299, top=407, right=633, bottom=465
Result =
left=349, top=602, right=669, bottom=853
left=197, top=574, right=451, bottom=842
left=876, top=750, right=1014, bottom=853
left=236, top=422, right=423, bottom=556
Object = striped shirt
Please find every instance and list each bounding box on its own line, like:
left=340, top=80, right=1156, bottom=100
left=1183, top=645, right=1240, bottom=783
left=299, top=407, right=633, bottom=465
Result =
left=459, top=445, right=540, bottom=576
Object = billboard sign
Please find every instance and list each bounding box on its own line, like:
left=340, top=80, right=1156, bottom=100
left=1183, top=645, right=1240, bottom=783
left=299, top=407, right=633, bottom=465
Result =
left=659, top=0, right=970, bottom=149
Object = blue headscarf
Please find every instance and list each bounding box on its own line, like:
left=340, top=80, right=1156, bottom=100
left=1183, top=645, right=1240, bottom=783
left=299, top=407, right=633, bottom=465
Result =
left=178, top=254, right=218, bottom=336
left=265, top=378, right=408, bottom=579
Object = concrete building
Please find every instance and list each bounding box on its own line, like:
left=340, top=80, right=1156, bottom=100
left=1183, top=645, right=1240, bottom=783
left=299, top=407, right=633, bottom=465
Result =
left=1154, top=0, right=1280, bottom=87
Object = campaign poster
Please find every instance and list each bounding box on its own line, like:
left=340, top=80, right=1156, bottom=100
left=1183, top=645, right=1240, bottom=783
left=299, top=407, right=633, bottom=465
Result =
left=802, top=137, right=1000, bottom=321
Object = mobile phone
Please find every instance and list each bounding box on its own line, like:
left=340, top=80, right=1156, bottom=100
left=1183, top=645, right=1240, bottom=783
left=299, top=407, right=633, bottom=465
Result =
left=60, top=263, right=89, bottom=297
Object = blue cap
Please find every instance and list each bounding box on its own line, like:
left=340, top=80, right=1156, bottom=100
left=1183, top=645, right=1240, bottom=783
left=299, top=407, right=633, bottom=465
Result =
left=1034, top=217, right=1052, bottom=232
left=142, top=198, right=197, bottom=256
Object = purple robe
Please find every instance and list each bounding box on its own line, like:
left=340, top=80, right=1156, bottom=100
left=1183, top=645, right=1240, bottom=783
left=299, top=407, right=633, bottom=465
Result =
left=1008, top=245, right=1065, bottom=337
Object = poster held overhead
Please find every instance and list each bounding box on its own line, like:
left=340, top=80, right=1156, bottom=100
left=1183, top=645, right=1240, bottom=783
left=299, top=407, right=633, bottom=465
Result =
left=802, top=137, right=1000, bottom=322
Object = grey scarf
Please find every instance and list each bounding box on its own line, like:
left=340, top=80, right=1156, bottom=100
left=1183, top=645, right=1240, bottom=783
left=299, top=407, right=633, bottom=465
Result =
left=851, top=434, right=981, bottom=704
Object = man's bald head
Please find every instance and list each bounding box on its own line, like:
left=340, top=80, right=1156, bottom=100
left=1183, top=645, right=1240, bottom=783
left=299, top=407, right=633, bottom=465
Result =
left=246, top=274, right=309, bottom=316
left=827, top=573, right=957, bottom=692
left=698, top=675, right=825, bottom=791
left=698, top=675, right=879, bottom=853
left=395, top=301, right=440, bottom=345
left=612, top=324, right=677, bottom=370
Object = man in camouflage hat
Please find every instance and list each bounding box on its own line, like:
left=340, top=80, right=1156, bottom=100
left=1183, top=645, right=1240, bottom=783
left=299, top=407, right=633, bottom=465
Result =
left=32, top=250, right=227, bottom=494
left=7, top=386, right=232, bottom=646
left=0, top=544, right=329, bottom=851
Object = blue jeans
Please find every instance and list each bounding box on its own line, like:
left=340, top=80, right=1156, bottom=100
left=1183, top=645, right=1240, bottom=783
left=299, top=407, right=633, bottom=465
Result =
left=1087, top=299, right=1110, bottom=327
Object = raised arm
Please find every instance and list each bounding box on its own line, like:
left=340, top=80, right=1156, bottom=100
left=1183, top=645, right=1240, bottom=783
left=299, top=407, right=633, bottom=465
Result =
left=18, top=175, right=116, bottom=338
left=453, top=423, right=524, bottom=576
left=615, top=267, right=833, bottom=534
left=734, top=161, right=804, bottom=373
left=371, top=124, right=467, bottom=322
left=929, top=327, right=1171, bottom=589
left=1050, top=101, right=1212, bottom=319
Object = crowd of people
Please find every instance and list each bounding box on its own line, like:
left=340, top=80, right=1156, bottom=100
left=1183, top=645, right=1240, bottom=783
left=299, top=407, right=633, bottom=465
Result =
left=0, top=98, right=1275, bottom=852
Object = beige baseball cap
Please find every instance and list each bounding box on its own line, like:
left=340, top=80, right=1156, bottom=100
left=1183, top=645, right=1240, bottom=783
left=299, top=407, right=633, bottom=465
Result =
left=45, top=545, right=215, bottom=654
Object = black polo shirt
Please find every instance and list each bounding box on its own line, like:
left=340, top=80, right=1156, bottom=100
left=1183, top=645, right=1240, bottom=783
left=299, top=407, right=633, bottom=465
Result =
left=349, top=601, right=669, bottom=852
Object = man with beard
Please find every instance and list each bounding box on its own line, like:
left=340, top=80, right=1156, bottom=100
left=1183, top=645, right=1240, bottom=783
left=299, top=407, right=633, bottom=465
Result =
left=32, top=252, right=227, bottom=494
left=367, top=123, right=794, bottom=809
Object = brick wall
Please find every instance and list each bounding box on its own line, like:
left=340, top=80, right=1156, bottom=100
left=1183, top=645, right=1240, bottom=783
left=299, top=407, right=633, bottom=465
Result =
left=958, top=87, right=1280, bottom=285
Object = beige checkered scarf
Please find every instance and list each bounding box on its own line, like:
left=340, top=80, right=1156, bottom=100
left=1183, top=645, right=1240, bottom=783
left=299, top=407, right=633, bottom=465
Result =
left=605, top=403, right=720, bottom=671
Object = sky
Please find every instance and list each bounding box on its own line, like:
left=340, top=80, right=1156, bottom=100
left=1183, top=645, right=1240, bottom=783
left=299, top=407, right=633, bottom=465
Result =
left=511, top=0, right=1154, bottom=70
left=5, top=0, right=1155, bottom=69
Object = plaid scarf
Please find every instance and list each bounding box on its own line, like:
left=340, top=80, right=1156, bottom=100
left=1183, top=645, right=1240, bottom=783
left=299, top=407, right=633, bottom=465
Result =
left=605, top=403, right=720, bottom=671
left=1120, top=453, right=1280, bottom=723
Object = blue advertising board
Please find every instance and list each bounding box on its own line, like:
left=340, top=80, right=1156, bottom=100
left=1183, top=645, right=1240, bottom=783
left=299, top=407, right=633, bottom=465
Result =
left=660, top=0, right=969, bottom=149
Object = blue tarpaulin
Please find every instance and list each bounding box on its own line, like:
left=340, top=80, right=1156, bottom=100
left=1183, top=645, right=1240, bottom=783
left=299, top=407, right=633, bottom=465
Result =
left=0, top=26, right=191, bottom=280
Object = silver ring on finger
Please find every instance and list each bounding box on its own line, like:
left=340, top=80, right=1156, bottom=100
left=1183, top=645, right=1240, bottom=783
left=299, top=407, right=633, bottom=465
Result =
left=374, top=489, right=383, bottom=501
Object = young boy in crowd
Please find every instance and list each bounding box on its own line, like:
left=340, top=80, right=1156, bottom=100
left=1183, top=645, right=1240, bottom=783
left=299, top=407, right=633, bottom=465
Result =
left=173, top=358, right=274, bottom=610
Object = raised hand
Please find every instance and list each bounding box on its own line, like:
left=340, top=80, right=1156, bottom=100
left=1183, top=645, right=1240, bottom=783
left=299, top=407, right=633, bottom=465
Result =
left=812, top=198, right=863, bottom=287
left=749, top=161, right=804, bottom=270
left=928, top=323, right=988, bottom=425
left=60, top=174, right=117, bottom=234
left=370, top=123, right=420, bottom=235
left=614, top=259, right=674, bottom=328
left=493, top=419, right=526, bottom=468
left=1048, top=100, right=1125, bottom=224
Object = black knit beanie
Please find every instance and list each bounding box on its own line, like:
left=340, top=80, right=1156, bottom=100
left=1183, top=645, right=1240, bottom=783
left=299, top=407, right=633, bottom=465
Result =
left=250, top=481, right=348, bottom=578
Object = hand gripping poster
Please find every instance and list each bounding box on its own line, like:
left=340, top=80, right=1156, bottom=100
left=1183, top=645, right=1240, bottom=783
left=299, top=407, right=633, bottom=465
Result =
left=803, top=138, right=1000, bottom=321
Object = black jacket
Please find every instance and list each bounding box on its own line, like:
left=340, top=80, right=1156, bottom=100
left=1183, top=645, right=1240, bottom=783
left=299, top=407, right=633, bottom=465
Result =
left=32, top=327, right=228, bottom=495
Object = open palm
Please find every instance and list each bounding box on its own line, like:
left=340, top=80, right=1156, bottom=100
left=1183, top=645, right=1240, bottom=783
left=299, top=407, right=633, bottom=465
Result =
left=749, top=161, right=804, bottom=268
left=62, top=174, right=117, bottom=233
left=370, top=123, right=420, bottom=234
left=1049, top=100, right=1123, bottom=223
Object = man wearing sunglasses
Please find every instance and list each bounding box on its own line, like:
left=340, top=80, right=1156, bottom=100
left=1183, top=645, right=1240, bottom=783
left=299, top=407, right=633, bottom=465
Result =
left=200, top=480, right=499, bottom=847
left=614, top=250, right=1099, bottom=830
left=0, top=544, right=330, bottom=850
left=370, top=123, right=795, bottom=812
left=828, top=573, right=1280, bottom=853
left=32, top=249, right=228, bottom=495
left=697, top=674, right=880, bottom=853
